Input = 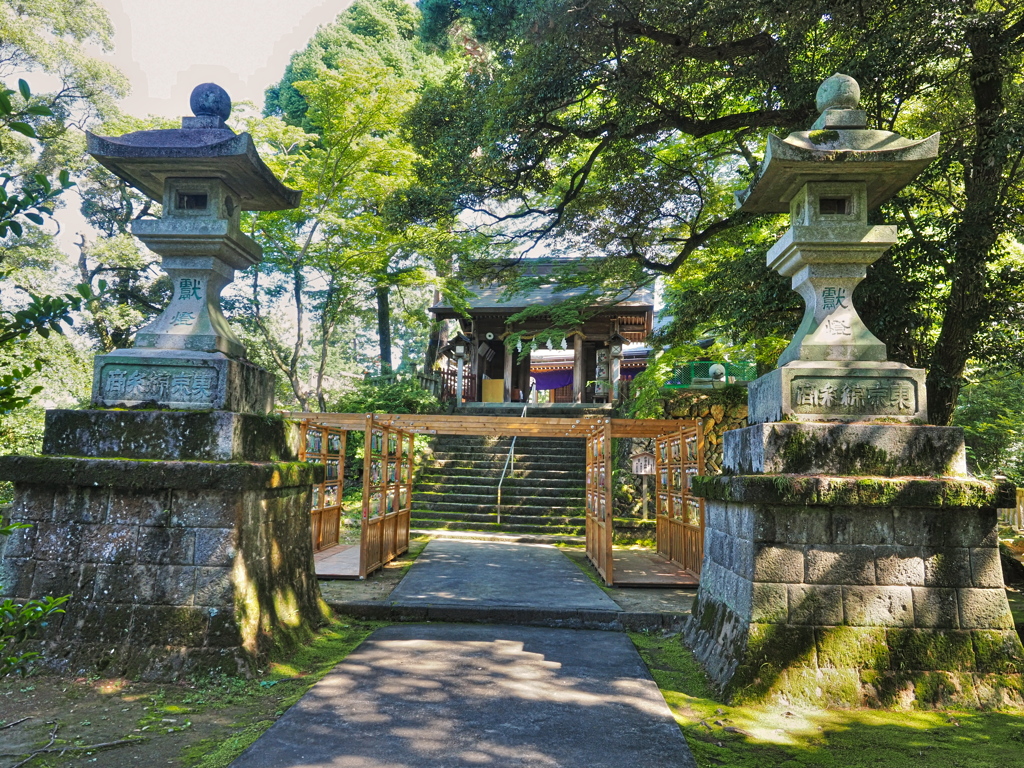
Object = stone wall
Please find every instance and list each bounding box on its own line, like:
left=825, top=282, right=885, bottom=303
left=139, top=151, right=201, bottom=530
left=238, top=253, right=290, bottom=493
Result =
left=663, top=389, right=749, bottom=474
left=684, top=423, right=1024, bottom=709
left=0, top=424, right=327, bottom=680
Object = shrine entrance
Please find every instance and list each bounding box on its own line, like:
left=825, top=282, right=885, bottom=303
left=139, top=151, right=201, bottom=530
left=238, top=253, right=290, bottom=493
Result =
left=294, top=413, right=704, bottom=585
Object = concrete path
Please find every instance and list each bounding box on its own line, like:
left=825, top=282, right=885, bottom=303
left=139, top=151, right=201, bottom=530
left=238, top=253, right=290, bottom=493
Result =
left=230, top=623, right=697, bottom=768
left=387, top=539, right=619, bottom=611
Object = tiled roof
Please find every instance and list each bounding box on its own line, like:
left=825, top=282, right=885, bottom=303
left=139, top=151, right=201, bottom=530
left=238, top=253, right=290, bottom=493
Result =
left=430, top=260, right=654, bottom=315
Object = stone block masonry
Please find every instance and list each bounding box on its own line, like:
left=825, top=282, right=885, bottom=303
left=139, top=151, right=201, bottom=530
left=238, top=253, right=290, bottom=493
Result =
left=683, top=423, right=1024, bottom=709
left=0, top=454, right=326, bottom=680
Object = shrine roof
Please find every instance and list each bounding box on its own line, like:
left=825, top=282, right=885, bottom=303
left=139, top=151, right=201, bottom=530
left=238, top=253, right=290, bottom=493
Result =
left=430, top=259, right=654, bottom=319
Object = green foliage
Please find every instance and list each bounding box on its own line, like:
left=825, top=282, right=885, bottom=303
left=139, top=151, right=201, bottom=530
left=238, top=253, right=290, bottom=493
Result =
left=332, top=377, right=441, bottom=415
left=953, top=371, right=1024, bottom=484
left=408, top=0, right=1024, bottom=426
left=0, top=281, right=103, bottom=413
left=265, top=0, right=441, bottom=129
left=0, top=519, right=67, bottom=676
left=242, top=0, right=456, bottom=408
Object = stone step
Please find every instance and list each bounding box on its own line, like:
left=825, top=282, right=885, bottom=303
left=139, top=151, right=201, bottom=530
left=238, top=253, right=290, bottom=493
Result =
left=416, top=468, right=584, bottom=482
left=409, top=518, right=587, bottom=536
left=410, top=500, right=584, bottom=516
left=409, top=510, right=586, bottom=527
left=409, top=489, right=585, bottom=507
left=413, top=475, right=584, bottom=491
left=412, top=490, right=582, bottom=506
left=430, top=435, right=587, bottom=446
left=429, top=448, right=586, bottom=461
left=427, top=458, right=586, bottom=473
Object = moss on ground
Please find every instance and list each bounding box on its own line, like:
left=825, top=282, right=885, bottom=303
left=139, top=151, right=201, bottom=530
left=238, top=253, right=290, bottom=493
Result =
left=180, top=616, right=386, bottom=767
left=0, top=616, right=385, bottom=768
left=631, top=631, right=1024, bottom=768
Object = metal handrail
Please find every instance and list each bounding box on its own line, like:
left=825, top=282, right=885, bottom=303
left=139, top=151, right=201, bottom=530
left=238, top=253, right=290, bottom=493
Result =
left=496, top=385, right=533, bottom=524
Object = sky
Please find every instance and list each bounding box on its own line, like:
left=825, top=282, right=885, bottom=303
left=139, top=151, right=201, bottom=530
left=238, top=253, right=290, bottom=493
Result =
left=50, top=1, right=353, bottom=251
left=95, top=0, right=354, bottom=118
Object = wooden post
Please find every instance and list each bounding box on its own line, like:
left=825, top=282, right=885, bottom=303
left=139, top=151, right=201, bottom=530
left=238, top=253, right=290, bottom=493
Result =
left=603, top=418, right=613, bottom=585
left=573, top=333, right=584, bottom=403
left=642, top=474, right=648, bottom=521
left=503, top=343, right=513, bottom=402
left=359, top=414, right=373, bottom=579
left=456, top=356, right=465, bottom=403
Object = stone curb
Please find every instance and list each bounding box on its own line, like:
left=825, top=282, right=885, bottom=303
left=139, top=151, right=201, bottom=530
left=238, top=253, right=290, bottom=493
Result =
left=0, top=455, right=323, bottom=490
left=691, top=474, right=1012, bottom=508
left=328, top=600, right=687, bottom=633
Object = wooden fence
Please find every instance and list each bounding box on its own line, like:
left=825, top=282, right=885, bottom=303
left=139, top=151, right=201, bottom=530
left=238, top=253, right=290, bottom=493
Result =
left=299, top=422, right=346, bottom=552
left=360, top=415, right=414, bottom=578
left=655, top=423, right=706, bottom=577
left=440, top=367, right=477, bottom=402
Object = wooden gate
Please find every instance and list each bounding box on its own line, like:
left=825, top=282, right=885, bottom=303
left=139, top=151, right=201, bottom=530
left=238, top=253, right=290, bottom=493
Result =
left=360, top=415, right=414, bottom=578
left=655, top=424, right=705, bottom=576
left=585, top=420, right=614, bottom=585
left=300, top=421, right=346, bottom=552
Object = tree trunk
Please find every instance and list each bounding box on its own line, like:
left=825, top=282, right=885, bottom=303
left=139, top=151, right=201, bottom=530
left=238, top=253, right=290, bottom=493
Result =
left=376, top=285, right=392, bottom=374
left=424, top=290, right=442, bottom=371
left=926, top=16, right=1008, bottom=425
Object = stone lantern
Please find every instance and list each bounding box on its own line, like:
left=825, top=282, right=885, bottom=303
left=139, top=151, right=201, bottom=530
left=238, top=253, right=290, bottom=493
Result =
left=682, top=75, right=1023, bottom=709
left=85, top=83, right=300, bottom=412
left=737, top=73, right=939, bottom=424
left=0, top=85, right=325, bottom=680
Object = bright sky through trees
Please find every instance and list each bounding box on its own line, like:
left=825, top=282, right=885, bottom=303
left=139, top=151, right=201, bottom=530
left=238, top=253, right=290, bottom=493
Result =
left=92, top=0, right=355, bottom=117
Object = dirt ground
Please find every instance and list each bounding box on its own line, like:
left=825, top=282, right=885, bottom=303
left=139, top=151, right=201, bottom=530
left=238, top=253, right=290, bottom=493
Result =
left=0, top=618, right=382, bottom=768
left=1, top=675, right=272, bottom=768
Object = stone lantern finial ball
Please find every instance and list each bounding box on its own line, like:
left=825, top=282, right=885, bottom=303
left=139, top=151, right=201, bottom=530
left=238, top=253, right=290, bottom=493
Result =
left=816, top=73, right=860, bottom=113
left=190, top=83, right=231, bottom=122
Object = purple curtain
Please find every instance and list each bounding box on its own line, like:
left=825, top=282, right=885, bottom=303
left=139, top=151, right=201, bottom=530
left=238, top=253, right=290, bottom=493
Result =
left=532, top=369, right=574, bottom=390
left=621, top=365, right=646, bottom=381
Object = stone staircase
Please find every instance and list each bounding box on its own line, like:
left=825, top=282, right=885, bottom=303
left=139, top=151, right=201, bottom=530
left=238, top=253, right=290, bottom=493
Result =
left=410, top=434, right=588, bottom=536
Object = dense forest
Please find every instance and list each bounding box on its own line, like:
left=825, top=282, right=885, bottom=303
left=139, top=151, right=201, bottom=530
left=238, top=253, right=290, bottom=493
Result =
left=1, top=0, right=1023, bottom=480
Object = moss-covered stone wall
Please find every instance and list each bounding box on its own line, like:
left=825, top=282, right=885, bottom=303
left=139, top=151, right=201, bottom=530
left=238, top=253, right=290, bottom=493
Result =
left=662, top=387, right=749, bottom=474
left=0, top=456, right=329, bottom=680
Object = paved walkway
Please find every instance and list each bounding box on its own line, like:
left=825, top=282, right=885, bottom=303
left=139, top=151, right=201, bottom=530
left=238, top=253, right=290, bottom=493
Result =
left=387, top=539, right=618, bottom=611
left=230, top=623, right=697, bottom=768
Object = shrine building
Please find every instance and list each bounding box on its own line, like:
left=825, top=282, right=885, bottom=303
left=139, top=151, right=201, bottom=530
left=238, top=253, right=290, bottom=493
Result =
left=429, top=259, right=654, bottom=404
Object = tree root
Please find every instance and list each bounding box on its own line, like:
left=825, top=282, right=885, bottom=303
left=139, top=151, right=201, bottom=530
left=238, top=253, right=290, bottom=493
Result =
left=2, top=721, right=147, bottom=767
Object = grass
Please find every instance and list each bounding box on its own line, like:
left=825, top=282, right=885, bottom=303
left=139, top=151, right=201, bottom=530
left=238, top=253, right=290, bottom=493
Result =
left=0, top=616, right=386, bottom=768
left=630, top=631, right=1024, bottom=768
left=179, top=616, right=386, bottom=767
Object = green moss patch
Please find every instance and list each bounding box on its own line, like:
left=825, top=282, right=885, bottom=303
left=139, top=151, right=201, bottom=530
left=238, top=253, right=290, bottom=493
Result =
left=817, top=626, right=890, bottom=671
left=691, top=474, right=1001, bottom=508
left=631, top=631, right=1024, bottom=767
left=888, top=629, right=977, bottom=671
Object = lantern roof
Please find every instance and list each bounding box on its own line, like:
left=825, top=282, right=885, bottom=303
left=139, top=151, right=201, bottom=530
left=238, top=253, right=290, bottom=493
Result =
left=736, top=74, right=939, bottom=214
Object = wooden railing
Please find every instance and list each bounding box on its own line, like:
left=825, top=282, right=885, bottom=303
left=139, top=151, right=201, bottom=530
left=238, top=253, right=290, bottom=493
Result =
left=360, top=415, right=414, bottom=578
left=655, top=423, right=705, bottom=576
left=299, top=422, right=347, bottom=552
